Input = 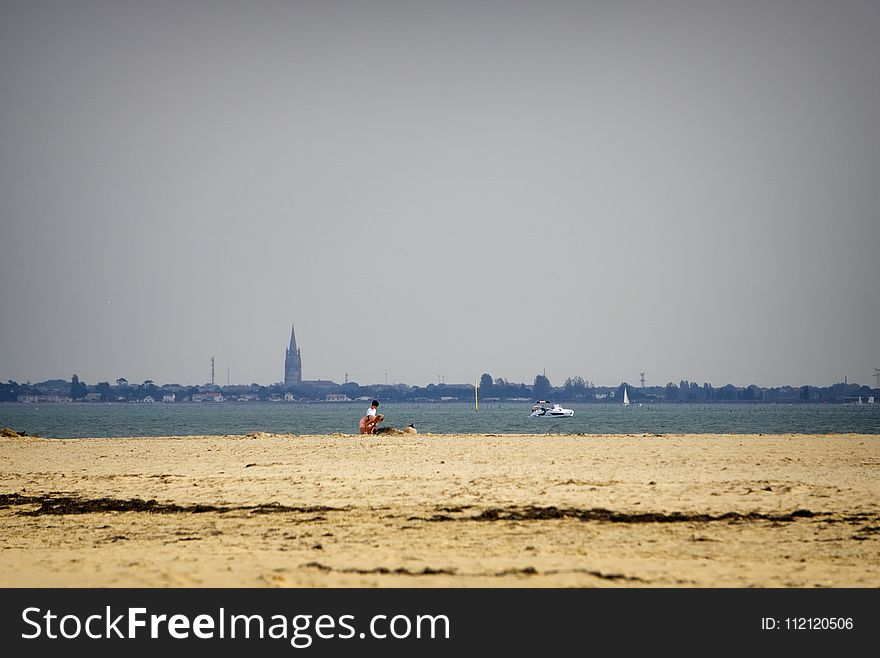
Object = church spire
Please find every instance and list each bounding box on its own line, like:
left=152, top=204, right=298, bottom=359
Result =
left=284, top=323, right=302, bottom=388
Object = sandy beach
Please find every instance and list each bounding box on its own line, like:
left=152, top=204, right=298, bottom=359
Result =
left=1, top=432, right=878, bottom=587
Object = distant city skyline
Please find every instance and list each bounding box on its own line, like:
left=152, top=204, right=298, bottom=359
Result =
left=2, top=2, right=878, bottom=388
left=5, top=368, right=879, bottom=390
left=4, top=320, right=877, bottom=391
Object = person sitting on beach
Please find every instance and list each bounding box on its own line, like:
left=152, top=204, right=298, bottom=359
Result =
left=359, top=413, right=384, bottom=434
left=358, top=400, right=381, bottom=434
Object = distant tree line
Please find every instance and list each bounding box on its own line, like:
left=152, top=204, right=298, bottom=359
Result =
left=1, top=374, right=876, bottom=404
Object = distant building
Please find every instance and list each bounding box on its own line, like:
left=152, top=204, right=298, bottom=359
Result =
left=284, top=324, right=302, bottom=388
left=305, top=380, right=338, bottom=389
left=162, top=393, right=176, bottom=403
left=192, top=392, right=224, bottom=403
left=84, top=393, right=102, bottom=403
left=326, top=393, right=350, bottom=402
left=284, top=392, right=295, bottom=402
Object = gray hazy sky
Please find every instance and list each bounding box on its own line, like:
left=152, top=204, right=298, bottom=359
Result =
left=1, top=0, right=879, bottom=388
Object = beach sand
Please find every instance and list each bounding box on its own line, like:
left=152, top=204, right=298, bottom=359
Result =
left=1, top=433, right=878, bottom=587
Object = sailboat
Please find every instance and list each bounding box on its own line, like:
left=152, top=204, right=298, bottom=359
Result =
left=623, top=387, right=630, bottom=406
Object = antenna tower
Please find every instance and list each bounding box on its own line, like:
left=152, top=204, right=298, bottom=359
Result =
left=874, top=368, right=880, bottom=389
left=640, top=372, right=646, bottom=388
left=211, top=356, right=215, bottom=387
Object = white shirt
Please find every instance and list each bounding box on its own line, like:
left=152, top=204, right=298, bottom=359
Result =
left=366, top=406, right=377, bottom=417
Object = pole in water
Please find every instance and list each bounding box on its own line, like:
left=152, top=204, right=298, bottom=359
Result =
left=475, top=379, right=479, bottom=412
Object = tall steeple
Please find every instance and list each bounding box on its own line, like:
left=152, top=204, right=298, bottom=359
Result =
left=284, top=323, right=302, bottom=388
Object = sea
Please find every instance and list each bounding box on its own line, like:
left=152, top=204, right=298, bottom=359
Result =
left=1, top=401, right=878, bottom=438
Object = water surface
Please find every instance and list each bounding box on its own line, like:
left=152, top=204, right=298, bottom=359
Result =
left=2, top=402, right=878, bottom=438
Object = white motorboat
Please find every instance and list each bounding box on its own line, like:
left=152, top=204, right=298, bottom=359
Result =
left=529, top=401, right=574, bottom=418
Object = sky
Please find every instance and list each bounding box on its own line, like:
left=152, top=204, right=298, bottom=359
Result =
left=1, top=0, right=879, bottom=389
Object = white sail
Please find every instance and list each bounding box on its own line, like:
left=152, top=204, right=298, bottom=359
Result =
left=623, top=387, right=630, bottom=406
